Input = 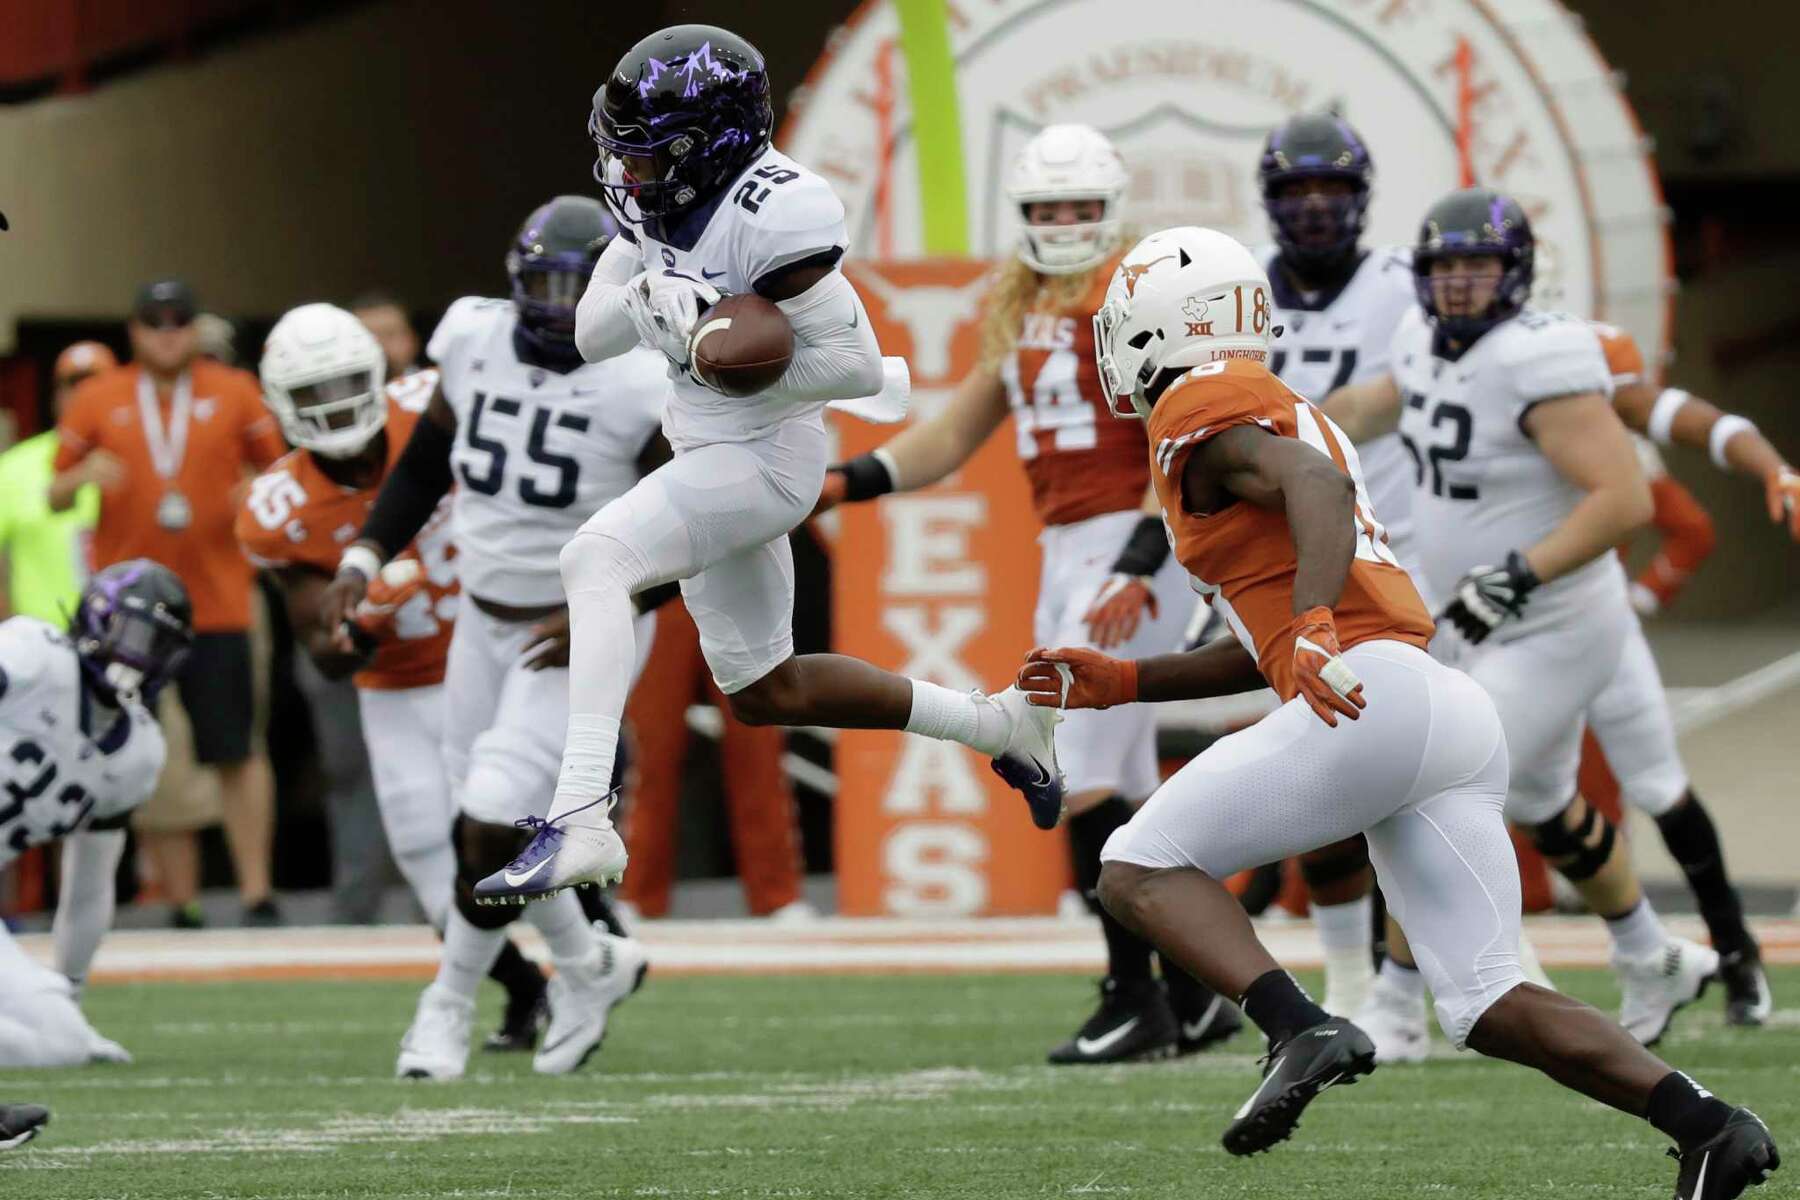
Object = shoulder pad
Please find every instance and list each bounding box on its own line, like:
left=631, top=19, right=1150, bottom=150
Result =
left=0, top=617, right=66, bottom=699
left=751, top=170, right=846, bottom=236
left=427, top=296, right=506, bottom=365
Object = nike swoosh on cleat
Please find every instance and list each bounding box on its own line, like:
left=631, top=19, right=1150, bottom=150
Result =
left=1182, top=996, right=1223, bottom=1040
left=1073, top=1017, right=1140, bottom=1057
left=1234, top=1055, right=1285, bottom=1120
left=503, top=858, right=553, bottom=888
left=1693, top=1148, right=1709, bottom=1197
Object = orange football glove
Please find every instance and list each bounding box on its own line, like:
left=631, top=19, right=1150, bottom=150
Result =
left=1766, top=466, right=1800, bottom=541
left=1016, top=646, right=1139, bottom=711
left=1285, top=606, right=1365, bottom=727
left=1082, top=574, right=1159, bottom=649
left=351, top=558, right=426, bottom=640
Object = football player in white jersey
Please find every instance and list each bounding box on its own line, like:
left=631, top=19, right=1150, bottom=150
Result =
left=321, top=197, right=666, bottom=1080
left=470, top=24, right=1062, bottom=902
left=1326, top=189, right=1717, bottom=1057
left=1258, top=113, right=1419, bottom=1017
left=0, top=560, right=189, bottom=1067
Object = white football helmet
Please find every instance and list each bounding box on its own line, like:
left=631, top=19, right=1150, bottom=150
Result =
left=1093, top=227, right=1276, bottom=419
left=1006, top=124, right=1128, bottom=276
left=261, top=303, right=388, bottom=458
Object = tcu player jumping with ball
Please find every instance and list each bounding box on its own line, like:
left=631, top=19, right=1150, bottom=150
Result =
left=322, top=197, right=666, bottom=1079
left=817, top=124, right=1238, bottom=1063
left=239, top=304, right=553, bottom=1055
left=474, top=25, right=1061, bottom=902
left=0, top=562, right=189, bottom=1067
left=1019, top=226, right=1778, bottom=1198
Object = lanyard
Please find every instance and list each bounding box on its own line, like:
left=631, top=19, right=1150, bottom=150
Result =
left=135, top=371, right=193, bottom=482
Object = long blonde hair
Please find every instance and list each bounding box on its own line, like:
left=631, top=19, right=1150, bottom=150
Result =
left=980, top=239, right=1128, bottom=367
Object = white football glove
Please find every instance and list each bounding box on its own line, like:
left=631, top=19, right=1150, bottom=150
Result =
left=634, top=272, right=720, bottom=366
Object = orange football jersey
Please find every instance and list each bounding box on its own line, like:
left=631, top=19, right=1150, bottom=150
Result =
left=1146, top=358, right=1434, bottom=702
left=235, top=371, right=457, bottom=691
left=1003, top=253, right=1150, bottom=526
left=1591, top=322, right=1647, bottom=388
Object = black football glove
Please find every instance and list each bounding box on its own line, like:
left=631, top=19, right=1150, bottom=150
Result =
left=1440, top=550, right=1540, bottom=644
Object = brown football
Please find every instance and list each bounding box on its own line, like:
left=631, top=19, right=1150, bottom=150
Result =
left=688, top=293, right=795, bottom=397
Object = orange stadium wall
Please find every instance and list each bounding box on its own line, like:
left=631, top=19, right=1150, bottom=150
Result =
left=831, top=261, right=1070, bottom=916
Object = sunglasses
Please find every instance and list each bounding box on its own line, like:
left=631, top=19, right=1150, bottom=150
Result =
left=135, top=309, right=194, bottom=331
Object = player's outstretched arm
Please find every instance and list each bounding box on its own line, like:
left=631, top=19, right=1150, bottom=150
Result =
left=53, top=826, right=127, bottom=993
left=816, top=364, right=1009, bottom=514
left=1614, top=378, right=1799, bottom=540
left=1017, top=638, right=1263, bottom=710
left=574, top=235, right=649, bottom=363
left=1522, top=392, right=1654, bottom=583
left=1322, top=372, right=1403, bottom=443
left=320, top=384, right=457, bottom=641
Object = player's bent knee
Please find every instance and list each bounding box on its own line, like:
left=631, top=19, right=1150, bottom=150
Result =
left=1527, top=797, right=1616, bottom=882
left=1096, top=860, right=1153, bottom=929
left=722, top=659, right=803, bottom=727
left=559, top=529, right=646, bottom=597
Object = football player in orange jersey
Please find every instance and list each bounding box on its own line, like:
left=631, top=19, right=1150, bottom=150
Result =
left=236, top=304, right=551, bottom=1054
left=817, top=125, right=1239, bottom=1063
left=1015, top=227, right=1778, bottom=1195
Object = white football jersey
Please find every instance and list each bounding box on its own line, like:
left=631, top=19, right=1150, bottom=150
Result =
left=616, top=146, right=848, bottom=450
left=0, top=618, right=164, bottom=869
left=1266, top=247, right=1418, bottom=560
left=429, top=298, right=668, bottom=607
left=1391, top=305, right=1625, bottom=632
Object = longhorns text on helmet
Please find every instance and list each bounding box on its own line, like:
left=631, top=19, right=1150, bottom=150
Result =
left=782, top=0, right=1668, bottom=368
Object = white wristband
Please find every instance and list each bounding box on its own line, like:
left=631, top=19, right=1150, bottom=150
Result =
left=1647, top=388, right=1690, bottom=446
left=1709, top=414, right=1758, bottom=470
left=338, top=544, right=383, bottom=582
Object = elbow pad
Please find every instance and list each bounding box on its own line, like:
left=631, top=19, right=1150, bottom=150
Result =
left=362, top=417, right=455, bottom=558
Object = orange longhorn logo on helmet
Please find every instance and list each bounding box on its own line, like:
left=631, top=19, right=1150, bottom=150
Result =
left=1119, top=254, right=1178, bottom=297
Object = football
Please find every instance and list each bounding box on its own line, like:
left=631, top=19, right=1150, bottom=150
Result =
left=688, top=292, right=795, bottom=397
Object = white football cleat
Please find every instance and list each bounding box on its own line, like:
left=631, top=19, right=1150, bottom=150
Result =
left=473, top=793, right=628, bottom=904
left=396, top=983, right=474, bottom=1080
left=987, top=686, right=1065, bottom=830
left=533, top=929, right=650, bottom=1075
left=85, top=1028, right=132, bottom=1065
left=1616, top=936, right=1719, bottom=1046
left=1352, top=974, right=1430, bottom=1064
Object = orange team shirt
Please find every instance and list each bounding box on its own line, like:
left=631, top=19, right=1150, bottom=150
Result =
left=1591, top=322, right=1647, bottom=390
left=55, top=360, right=286, bottom=632
left=234, top=370, right=458, bottom=691
left=1146, top=358, right=1435, bottom=702
left=1003, top=252, right=1149, bottom=526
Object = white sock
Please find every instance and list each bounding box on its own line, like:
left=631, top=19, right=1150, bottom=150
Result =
left=550, top=533, right=641, bottom=825
left=436, top=909, right=507, bottom=1001
left=1316, top=896, right=1374, bottom=1010
left=903, top=680, right=1010, bottom=755
left=525, top=892, right=598, bottom=968
left=550, top=714, right=622, bottom=826
left=1606, top=897, right=1668, bottom=961
left=1379, top=956, right=1426, bottom=1002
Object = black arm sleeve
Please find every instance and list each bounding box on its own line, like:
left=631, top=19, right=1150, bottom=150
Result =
left=1108, top=515, right=1171, bottom=578
left=359, top=417, right=455, bottom=559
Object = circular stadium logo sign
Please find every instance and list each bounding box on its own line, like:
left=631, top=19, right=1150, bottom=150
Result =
left=783, top=0, right=1671, bottom=366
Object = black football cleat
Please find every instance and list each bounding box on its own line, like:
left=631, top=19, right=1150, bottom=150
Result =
left=1221, top=1017, right=1377, bottom=1156
left=1718, top=947, right=1772, bottom=1028
left=1047, top=977, right=1177, bottom=1065
left=1670, top=1107, right=1779, bottom=1198
left=0, top=1104, right=49, bottom=1151
left=483, top=978, right=548, bottom=1053
left=1170, top=985, right=1244, bottom=1056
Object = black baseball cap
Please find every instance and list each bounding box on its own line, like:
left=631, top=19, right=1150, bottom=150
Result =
left=132, top=278, right=198, bottom=325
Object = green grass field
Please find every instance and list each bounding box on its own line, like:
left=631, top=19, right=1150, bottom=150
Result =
left=2, top=967, right=1794, bottom=1199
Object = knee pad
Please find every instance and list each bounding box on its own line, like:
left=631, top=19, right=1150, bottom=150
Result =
left=1528, top=798, right=1617, bottom=882
left=452, top=814, right=529, bottom=930
left=560, top=529, right=651, bottom=597
left=1298, top=837, right=1371, bottom=888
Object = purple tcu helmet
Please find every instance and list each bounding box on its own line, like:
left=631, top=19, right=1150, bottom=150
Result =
left=1413, top=187, right=1535, bottom=341
left=507, top=195, right=616, bottom=352
left=1260, top=113, right=1374, bottom=273
left=588, top=24, right=773, bottom=223
left=72, top=559, right=193, bottom=697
